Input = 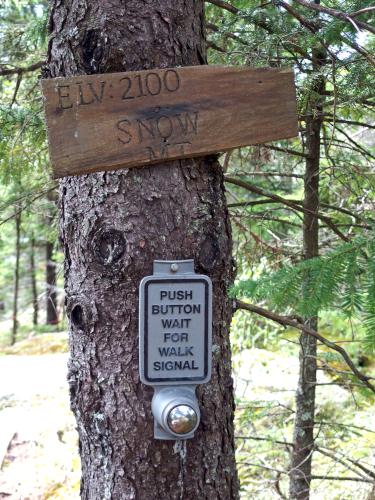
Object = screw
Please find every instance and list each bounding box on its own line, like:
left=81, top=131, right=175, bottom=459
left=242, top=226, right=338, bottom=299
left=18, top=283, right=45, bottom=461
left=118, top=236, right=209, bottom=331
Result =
left=170, top=263, right=179, bottom=273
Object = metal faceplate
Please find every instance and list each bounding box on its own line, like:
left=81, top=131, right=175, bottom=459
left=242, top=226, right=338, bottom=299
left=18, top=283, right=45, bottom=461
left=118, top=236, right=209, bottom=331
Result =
left=139, top=260, right=212, bottom=386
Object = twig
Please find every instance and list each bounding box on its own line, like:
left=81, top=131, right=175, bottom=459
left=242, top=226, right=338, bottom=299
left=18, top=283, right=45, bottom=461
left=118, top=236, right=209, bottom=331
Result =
left=224, top=176, right=350, bottom=241
left=227, top=197, right=370, bottom=224
left=318, top=366, right=375, bottom=381
left=339, top=36, right=375, bottom=67
left=278, top=0, right=318, bottom=31
left=0, top=61, right=44, bottom=77
left=231, top=213, right=301, bottom=228
left=315, top=446, right=375, bottom=479
left=235, top=171, right=304, bottom=179
left=237, top=435, right=375, bottom=480
left=207, top=41, right=227, bottom=53
left=274, top=471, right=288, bottom=499
left=0, top=186, right=57, bottom=226
left=205, top=0, right=238, bottom=14
left=234, top=300, right=375, bottom=394
left=262, top=144, right=309, bottom=159
left=236, top=435, right=294, bottom=447
left=206, top=0, right=311, bottom=60
left=11, top=73, right=22, bottom=107
left=351, top=7, right=375, bottom=18
left=292, top=0, right=375, bottom=35
left=324, top=117, right=375, bottom=130
left=222, top=150, right=234, bottom=173
left=206, top=23, right=249, bottom=46
left=315, top=447, right=373, bottom=481
left=334, top=125, right=375, bottom=160
left=238, top=462, right=374, bottom=482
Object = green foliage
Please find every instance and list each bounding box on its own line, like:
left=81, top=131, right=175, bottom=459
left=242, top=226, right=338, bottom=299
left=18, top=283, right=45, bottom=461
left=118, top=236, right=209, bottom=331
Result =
left=0, top=105, right=46, bottom=182
left=232, top=234, right=375, bottom=348
left=363, top=238, right=375, bottom=349
left=0, top=1, right=59, bottom=340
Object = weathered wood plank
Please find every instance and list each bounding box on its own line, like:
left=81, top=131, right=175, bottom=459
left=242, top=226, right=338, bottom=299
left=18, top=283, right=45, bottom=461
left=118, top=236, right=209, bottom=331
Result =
left=41, top=66, right=298, bottom=178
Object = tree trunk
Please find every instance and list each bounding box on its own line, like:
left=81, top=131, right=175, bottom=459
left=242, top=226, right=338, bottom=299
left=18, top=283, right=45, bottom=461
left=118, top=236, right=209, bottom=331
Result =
left=45, top=2, right=239, bottom=499
left=46, top=240, right=58, bottom=325
left=11, top=212, right=21, bottom=345
left=289, top=9, right=325, bottom=498
left=30, top=234, right=38, bottom=326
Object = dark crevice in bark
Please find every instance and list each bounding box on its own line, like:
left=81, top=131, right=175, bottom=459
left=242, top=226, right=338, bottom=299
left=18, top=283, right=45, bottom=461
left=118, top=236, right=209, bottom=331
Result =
left=46, top=1, right=238, bottom=498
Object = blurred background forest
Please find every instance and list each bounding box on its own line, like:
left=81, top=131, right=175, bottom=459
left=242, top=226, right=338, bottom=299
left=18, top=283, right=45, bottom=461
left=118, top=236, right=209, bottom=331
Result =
left=0, top=0, right=375, bottom=498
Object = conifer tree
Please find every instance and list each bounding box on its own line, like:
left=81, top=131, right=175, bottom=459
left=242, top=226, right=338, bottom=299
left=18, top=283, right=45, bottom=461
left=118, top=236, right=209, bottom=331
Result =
left=44, top=1, right=238, bottom=497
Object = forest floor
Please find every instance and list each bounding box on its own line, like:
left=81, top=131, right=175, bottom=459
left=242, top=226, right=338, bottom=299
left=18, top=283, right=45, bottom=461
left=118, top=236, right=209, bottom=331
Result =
left=0, top=332, right=373, bottom=499
left=0, top=335, right=80, bottom=499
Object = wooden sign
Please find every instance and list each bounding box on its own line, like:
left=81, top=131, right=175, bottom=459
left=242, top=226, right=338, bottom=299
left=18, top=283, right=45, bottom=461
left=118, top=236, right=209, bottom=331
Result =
left=41, top=66, right=298, bottom=178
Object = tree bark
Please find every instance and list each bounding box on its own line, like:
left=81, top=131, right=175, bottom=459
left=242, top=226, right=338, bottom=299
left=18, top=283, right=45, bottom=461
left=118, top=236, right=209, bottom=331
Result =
left=45, top=1, right=238, bottom=499
left=289, top=7, right=325, bottom=497
left=30, top=234, right=38, bottom=326
left=11, top=212, right=21, bottom=345
left=46, top=240, right=58, bottom=325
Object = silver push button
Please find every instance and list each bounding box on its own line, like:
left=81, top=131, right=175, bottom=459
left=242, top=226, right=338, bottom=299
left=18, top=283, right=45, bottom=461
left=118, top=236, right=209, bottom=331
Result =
left=151, top=386, right=200, bottom=439
left=167, top=405, right=198, bottom=435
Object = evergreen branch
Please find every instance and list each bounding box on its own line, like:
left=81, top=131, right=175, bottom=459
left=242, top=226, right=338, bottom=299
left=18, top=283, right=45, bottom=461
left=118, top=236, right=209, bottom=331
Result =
left=227, top=199, right=292, bottom=207
left=206, top=0, right=375, bottom=66
left=205, top=0, right=238, bottom=14
left=0, top=61, right=44, bottom=77
left=334, top=125, right=375, bottom=161
left=323, top=117, right=375, bottom=130
left=245, top=171, right=304, bottom=179
left=236, top=435, right=294, bottom=446
left=319, top=138, right=373, bottom=157
left=224, top=176, right=350, bottom=241
left=234, top=300, right=375, bottom=394
left=238, top=462, right=374, bottom=482
left=205, top=0, right=311, bottom=59
left=206, top=22, right=250, bottom=46
left=318, top=365, right=375, bottom=381
left=0, top=186, right=57, bottom=226
left=320, top=203, right=371, bottom=224
left=231, top=211, right=301, bottom=227
left=339, top=36, right=375, bottom=68
left=314, top=448, right=372, bottom=482
left=237, top=436, right=375, bottom=480
left=207, top=41, right=227, bottom=53
left=277, top=0, right=319, bottom=31
left=231, top=208, right=367, bottom=230
left=317, top=420, right=375, bottom=434
left=291, top=0, right=375, bottom=35
left=232, top=238, right=370, bottom=316
left=351, top=7, right=375, bottom=18
left=278, top=0, right=374, bottom=66
left=331, top=449, right=375, bottom=480
left=275, top=0, right=342, bottom=64
left=262, top=144, right=309, bottom=159
left=10, top=72, right=22, bottom=107
left=227, top=198, right=371, bottom=225
left=0, top=184, right=57, bottom=213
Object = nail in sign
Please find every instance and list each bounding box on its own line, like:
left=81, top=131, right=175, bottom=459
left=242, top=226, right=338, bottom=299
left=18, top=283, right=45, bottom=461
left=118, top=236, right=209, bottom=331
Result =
left=41, top=65, right=298, bottom=178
